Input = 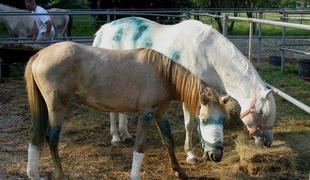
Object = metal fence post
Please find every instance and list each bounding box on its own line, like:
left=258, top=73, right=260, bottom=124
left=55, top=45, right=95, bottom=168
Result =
left=0, top=59, right=2, bottom=80
left=186, top=7, right=191, bottom=20
left=222, top=14, right=228, bottom=37
left=281, top=10, right=288, bottom=73
left=248, top=21, right=253, bottom=61
left=107, top=10, right=110, bottom=23
left=258, top=11, right=263, bottom=64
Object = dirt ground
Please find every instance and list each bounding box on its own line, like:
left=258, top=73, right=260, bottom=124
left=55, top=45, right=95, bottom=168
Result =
left=0, top=77, right=309, bottom=180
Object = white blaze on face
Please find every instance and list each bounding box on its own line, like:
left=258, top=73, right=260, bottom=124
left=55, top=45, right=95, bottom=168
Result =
left=27, top=144, right=40, bottom=179
left=198, top=105, right=224, bottom=151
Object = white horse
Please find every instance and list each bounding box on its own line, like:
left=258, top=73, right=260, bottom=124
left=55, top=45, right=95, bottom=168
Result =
left=0, top=3, right=71, bottom=38
left=92, top=17, right=277, bottom=164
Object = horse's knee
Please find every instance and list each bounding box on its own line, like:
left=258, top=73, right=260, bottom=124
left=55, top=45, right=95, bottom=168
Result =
left=47, top=126, right=61, bottom=146
left=159, top=117, right=172, bottom=136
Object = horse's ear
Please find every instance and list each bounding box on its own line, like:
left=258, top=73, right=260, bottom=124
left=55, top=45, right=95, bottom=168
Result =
left=260, top=89, right=273, bottom=99
left=200, top=87, right=213, bottom=105
left=200, top=94, right=209, bottom=105
left=220, top=95, right=231, bottom=104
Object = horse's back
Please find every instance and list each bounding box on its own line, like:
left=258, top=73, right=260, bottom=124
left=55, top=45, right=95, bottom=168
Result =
left=93, top=17, right=212, bottom=74
left=31, top=42, right=169, bottom=112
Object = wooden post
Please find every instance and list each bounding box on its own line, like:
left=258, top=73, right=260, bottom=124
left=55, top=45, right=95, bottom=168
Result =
left=222, top=14, right=228, bottom=37
left=258, top=11, right=263, bottom=64
left=248, top=21, right=253, bottom=61
left=281, top=10, right=288, bottom=73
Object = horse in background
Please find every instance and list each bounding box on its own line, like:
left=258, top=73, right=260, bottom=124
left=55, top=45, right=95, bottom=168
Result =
left=0, top=3, right=71, bottom=38
left=24, top=42, right=229, bottom=179
left=93, top=17, right=277, bottom=164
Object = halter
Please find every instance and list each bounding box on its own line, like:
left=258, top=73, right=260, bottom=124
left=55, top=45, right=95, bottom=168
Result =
left=240, top=97, right=272, bottom=136
left=196, top=119, right=223, bottom=151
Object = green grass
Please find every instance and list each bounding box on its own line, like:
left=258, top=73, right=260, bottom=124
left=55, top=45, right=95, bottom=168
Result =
left=0, top=24, right=9, bottom=36
left=71, top=15, right=97, bottom=36
left=198, top=12, right=310, bottom=36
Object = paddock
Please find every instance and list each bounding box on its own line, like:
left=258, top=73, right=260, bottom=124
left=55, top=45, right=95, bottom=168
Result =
left=0, top=8, right=309, bottom=179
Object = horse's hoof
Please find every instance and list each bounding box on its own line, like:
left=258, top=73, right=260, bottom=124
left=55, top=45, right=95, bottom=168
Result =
left=173, top=169, right=188, bottom=179
left=186, top=156, right=198, bottom=165
left=121, top=133, right=132, bottom=141
left=122, top=138, right=134, bottom=145
left=111, top=140, right=121, bottom=146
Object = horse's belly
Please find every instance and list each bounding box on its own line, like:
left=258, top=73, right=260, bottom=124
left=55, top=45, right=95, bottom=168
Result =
left=76, top=90, right=140, bottom=113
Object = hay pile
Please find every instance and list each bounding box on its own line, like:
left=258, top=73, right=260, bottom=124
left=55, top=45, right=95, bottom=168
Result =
left=236, top=134, right=298, bottom=179
left=223, top=96, right=242, bottom=129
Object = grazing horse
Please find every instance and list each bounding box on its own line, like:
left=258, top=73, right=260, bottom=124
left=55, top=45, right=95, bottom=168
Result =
left=25, top=42, right=228, bottom=179
left=0, top=3, right=71, bottom=38
left=92, top=17, right=277, bottom=164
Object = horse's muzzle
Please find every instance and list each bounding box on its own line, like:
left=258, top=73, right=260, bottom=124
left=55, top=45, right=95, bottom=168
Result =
left=204, top=150, right=223, bottom=162
left=254, top=135, right=273, bottom=148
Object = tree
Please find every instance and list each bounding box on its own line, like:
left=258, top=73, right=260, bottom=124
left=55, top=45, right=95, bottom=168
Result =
left=89, top=0, right=192, bottom=27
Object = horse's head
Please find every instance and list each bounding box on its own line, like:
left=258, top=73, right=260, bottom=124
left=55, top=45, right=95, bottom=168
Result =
left=241, top=90, right=276, bottom=147
left=197, top=87, right=228, bottom=162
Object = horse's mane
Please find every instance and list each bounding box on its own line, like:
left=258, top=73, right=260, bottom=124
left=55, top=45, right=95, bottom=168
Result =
left=141, top=48, right=209, bottom=115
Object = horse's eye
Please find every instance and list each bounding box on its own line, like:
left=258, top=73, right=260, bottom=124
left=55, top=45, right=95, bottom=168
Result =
left=201, top=118, right=208, bottom=125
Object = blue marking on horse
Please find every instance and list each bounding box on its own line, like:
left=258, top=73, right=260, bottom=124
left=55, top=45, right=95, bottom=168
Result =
left=160, top=117, right=171, bottom=136
left=206, top=117, right=225, bottom=126
left=144, top=111, right=154, bottom=122
left=134, top=25, right=148, bottom=41
left=172, top=51, right=181, bottom=62
left=144, top=37, right=153, bottom=47
left=113, top=28, right=123, bottom=42
left=112, top=17, right=144, bottom=26
left=47, top=126, right=61, bottom=145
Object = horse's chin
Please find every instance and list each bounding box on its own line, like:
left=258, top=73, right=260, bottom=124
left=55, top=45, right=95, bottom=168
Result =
left=254, top=135, right=272, bottom=148
left=203, top=150, right=223, bottom=162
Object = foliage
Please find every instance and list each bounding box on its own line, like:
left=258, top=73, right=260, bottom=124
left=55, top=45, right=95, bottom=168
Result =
left=191, top=0, right=310, bottom=8
left=48, top=0, right=89, bottom=9
left=88, top=0, right=191, bottom=9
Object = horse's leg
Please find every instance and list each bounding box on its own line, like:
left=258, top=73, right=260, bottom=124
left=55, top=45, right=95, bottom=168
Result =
left=46, top=103, right=67, bottom=179
left=182, top=103, right=198, bottom=165
left=154, top=106, right=188, bottom=178
left=130, top=109, right=155, bottom=180
left=118, top=113, right=132, bottom=141
left=27, top=144, right=40, bottom=179
left=110, top=112, right=121, bottom=145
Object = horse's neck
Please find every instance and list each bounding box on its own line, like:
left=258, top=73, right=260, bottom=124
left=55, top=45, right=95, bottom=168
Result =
left=0, top=4, right=28, bottom=29
left=202, top=29, right=267, bottom=109
left=0, top=4, right=20, bottom=11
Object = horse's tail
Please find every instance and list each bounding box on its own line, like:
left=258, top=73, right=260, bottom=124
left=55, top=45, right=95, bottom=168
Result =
left=25, top=53, right=49, bottom=150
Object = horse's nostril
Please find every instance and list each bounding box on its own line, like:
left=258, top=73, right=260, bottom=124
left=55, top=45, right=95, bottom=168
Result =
left=207, top=151, right=223, bottom=162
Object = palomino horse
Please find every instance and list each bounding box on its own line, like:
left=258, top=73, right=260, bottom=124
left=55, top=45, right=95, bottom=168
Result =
left=93, top=17, right=277, bottom=164
left=0, top=3, right=71, bottom=38
left=25, top=42, right=229, bottom=179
